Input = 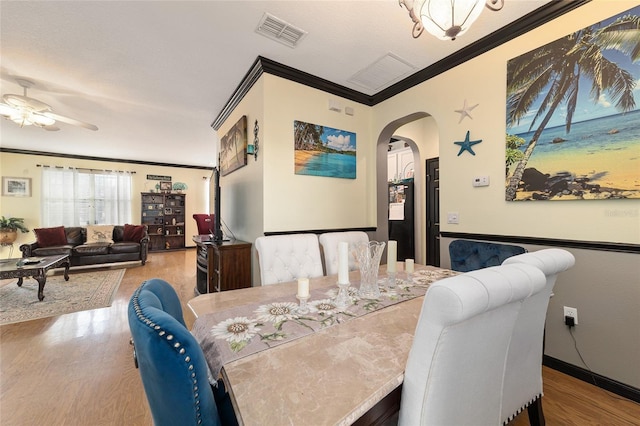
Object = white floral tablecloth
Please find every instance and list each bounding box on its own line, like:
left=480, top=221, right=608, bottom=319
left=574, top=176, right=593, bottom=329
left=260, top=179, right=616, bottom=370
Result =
left=191, top=268, right=458, bottom=377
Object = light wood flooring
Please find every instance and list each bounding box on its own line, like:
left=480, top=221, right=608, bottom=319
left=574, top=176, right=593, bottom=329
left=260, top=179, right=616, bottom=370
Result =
left=1, top=250, right=638, bottom=425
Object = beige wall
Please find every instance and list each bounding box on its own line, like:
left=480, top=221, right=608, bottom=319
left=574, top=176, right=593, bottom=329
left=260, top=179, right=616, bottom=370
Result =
left=216, top=74, right=378, bottom=285
left=373, top=0, right=640, bottom=245
left=262, top=74, right=375, bottom=231
left=216, top=77, right=265, bottom=286
left=371, top=0, right=639, bottom=389
left=0, top=151, right=211, bottom=251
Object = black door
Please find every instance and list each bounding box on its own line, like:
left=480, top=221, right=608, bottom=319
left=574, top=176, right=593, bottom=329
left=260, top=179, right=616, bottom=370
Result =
left=426, top=158, right=440, bottom=266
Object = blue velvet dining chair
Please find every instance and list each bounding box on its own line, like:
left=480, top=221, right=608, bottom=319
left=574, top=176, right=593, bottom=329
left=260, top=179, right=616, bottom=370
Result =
left=128, top=278, right=236, bottom=426
left=449, top=239, right=527, bottom=272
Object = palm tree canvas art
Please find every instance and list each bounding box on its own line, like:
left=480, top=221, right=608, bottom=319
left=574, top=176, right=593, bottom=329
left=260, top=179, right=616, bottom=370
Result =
left=506, top=7, right=640, bottom=201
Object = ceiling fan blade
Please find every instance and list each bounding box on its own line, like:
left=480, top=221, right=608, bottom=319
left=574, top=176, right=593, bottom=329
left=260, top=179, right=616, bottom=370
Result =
left=43, top=125, right=61, bottom=131
left=43, top=111, right=98, bottom=131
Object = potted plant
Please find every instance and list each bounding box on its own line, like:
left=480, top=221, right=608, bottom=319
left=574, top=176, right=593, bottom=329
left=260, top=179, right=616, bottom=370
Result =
left=0, top=216, right=30, bottom=245
left=172, top=182, right=188, bottom=193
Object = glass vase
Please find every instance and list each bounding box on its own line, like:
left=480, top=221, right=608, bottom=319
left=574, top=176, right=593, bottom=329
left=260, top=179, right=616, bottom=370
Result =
left=353, top=241, right=386, bottom=299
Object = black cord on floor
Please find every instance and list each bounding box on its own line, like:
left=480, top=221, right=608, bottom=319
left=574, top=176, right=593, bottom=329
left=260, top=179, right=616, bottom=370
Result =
left=568, top=327, right=635, bottom=404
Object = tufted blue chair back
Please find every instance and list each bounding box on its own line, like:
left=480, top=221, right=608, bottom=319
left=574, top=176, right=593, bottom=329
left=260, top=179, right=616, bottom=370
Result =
left=128, top=278, right=221, bottom=426
left=449, top=239, right=526, bottom=272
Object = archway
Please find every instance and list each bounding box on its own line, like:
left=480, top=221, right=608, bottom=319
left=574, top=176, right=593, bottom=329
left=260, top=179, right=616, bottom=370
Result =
left=375, top=111, right=438, bottom=265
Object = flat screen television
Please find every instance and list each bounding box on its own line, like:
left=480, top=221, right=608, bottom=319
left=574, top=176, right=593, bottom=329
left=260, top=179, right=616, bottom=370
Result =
left=212, top=166, right=224, bottom=243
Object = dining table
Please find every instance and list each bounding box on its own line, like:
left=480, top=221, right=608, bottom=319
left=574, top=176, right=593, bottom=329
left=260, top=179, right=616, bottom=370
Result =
left=188, top=263, right=457, bottom=426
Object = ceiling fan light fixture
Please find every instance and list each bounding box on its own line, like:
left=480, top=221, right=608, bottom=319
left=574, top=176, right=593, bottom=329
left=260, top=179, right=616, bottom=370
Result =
left=420, top=0, right=485, bottom=40
left=10, top=111, right=33, bottom=127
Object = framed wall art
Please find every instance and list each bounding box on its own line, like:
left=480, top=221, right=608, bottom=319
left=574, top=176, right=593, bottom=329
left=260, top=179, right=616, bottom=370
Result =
left=220, top=115, right=248, bottom=176
left=294, top=120, right=356, bottom=179
left=2, top=177, right=32, bottom=197
left=505, top=6, right=640, bottom=201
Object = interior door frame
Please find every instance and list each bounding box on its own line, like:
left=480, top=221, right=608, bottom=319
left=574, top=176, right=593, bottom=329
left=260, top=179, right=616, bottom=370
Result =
left=426, top=157, right=440, bottom=266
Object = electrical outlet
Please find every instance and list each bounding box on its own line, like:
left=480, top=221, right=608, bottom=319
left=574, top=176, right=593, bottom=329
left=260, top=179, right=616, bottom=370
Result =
left=564, top=306, right=578, bottom=325
left=472, top=175, right=490, bottom=187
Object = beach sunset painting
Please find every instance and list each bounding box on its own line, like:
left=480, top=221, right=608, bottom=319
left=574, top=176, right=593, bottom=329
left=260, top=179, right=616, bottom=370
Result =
left=505, top=7, right=640, bottom=201
left=294, top=120, right=356, bottom=179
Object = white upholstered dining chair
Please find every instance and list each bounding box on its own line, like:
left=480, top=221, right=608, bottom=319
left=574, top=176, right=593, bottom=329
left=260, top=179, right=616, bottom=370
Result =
left=500, top=248, right=576, bottom=425
left=254, top=233, right=324, bottom=286
left=318, top=231, right=369, bottom=275
left=398, top=263, right=547, bottom=426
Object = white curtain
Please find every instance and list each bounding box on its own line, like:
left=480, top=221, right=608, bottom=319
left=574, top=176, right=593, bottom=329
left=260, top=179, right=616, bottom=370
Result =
left=41, top=167, right=132, bottom=226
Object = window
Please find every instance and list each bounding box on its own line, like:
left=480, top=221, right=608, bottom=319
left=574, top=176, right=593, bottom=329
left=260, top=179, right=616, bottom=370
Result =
left=41, top=167, right=132, bottom=226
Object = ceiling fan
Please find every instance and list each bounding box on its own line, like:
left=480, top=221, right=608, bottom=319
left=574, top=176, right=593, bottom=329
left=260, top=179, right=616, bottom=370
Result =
left=0, top=78, right=98, bottom=131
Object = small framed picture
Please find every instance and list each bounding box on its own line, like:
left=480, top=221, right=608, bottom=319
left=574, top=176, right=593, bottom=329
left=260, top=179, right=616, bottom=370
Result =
left=164, top=207, right=173, bottom=215
left=2, top=177, right=32, bottom=197
left=160, top=181, right=172, bottom=192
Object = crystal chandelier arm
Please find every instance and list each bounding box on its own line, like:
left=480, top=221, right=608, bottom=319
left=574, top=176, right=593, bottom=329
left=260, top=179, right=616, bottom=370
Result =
left=485, top=0, right=504, bottom=12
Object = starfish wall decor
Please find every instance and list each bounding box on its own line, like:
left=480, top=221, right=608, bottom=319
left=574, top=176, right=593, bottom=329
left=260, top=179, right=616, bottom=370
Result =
left=455, top=99, right=479, bottom=123
left=454, top=131, right=482, bottom=156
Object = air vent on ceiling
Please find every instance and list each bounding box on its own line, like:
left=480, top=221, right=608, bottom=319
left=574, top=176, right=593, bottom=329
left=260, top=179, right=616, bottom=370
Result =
left=256, top=13, right=307, bottom=48
left=348, top=53, right=417, bottom=92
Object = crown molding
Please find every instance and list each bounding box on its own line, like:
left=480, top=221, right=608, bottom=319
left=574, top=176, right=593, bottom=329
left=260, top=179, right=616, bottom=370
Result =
left=211, top=0, right=590, bottom=130
left=0, top=147, right=212, bottom=170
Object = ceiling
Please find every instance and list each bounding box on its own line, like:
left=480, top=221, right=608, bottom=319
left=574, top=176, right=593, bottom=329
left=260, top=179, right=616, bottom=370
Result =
left=0, top=0, right=557, bottom=168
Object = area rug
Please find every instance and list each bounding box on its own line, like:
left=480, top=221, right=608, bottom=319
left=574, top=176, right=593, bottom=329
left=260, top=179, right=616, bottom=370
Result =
left=0, top=269, right=126, bottom=325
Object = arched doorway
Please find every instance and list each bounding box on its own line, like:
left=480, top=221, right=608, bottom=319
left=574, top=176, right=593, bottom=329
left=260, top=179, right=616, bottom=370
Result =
left=375, top=112, right=438, bottom=265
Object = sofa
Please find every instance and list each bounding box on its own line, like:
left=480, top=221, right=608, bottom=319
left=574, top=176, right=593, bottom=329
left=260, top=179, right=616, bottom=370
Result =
left=20, top=224, right=149, bottom=267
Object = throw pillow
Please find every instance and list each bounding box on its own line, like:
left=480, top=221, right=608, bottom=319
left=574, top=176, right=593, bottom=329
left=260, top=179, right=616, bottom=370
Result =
left=123, top=224, right=145, bottom=243
left=34, top=226, right=67, bottom=248
left=86, top=225, right=115, bottom=244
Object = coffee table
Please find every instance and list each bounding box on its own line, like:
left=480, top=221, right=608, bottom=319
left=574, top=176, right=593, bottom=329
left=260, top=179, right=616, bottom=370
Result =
left=0, top=254, right=71, bottom=301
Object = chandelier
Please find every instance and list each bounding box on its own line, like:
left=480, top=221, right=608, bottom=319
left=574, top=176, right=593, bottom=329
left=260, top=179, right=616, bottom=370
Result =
left=400, top=0, right=505, bottom=41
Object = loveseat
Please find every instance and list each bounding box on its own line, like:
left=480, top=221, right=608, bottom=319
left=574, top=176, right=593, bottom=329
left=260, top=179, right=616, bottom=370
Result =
left=20, top=224, right=149, bottom=267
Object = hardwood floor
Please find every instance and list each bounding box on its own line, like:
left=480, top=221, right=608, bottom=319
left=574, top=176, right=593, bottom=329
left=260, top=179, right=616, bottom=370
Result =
left=1, top=250, right=638, bottom=425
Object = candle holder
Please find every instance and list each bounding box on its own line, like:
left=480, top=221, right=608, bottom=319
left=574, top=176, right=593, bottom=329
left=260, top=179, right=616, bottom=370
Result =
left=296, top=295, right=310, bottom=314
left=387, top=271, right=397, bottom=289
left=404, top=271, right=414, bottom=284
left=334, top=282, right=351, bottom=309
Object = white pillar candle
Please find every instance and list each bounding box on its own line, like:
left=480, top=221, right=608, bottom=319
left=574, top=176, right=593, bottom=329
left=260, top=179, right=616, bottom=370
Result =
left=338, top=241, right=350, bottom=284
left=387, top=240, right=397, bottom=273
left=297, top=277, right=309, bottom=298
left=405, top=259, right=414, bottom=273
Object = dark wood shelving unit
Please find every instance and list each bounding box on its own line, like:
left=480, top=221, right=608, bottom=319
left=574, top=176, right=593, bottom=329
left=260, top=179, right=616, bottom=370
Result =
left=141, top=192, right=186, bottom=251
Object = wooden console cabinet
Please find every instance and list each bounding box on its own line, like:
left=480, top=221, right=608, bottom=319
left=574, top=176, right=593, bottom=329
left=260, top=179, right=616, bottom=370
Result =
left=193, top=236, right=252, bottom=294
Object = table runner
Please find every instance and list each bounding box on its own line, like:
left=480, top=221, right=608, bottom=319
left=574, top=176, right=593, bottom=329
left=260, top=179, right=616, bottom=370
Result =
left=191, top=267, right=457, bottom=378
